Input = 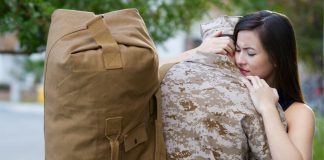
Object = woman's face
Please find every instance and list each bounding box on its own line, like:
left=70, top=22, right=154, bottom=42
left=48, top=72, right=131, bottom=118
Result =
left=235, top=30, right=275, bottom=83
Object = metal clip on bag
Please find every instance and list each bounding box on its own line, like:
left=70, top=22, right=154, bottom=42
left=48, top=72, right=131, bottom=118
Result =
left=44, top=8, right=166, bottom=160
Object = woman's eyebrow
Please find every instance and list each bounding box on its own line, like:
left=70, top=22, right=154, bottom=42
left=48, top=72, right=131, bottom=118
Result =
left=236, top=44, right=255, bottom=50
left=245, top=47, right=256, bottom=51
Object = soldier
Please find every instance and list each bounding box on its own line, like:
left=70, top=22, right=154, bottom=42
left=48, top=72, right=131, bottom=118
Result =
left=160, top=16, right=287, bottom=159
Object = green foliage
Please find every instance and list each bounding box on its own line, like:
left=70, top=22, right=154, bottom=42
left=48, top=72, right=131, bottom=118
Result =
left=25, top=58, right=44, bottom=83
left=286, top=0, right=323, bottom=72
left=0, top=0, right=54, bottom=53
left=0, top=83, right=10, bottom=91
left=314, top=113, right=324, bottom=159
left=0, top=0, right=322, bottom=71
left=0, top=0, right=216, bottom=53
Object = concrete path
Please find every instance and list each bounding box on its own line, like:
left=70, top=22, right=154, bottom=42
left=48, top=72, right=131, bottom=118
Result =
left=0, top=102, right=44, bottom=160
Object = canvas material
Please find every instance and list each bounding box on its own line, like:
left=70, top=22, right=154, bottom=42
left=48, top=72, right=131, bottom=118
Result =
left=44, top=8, right=166, bottom=160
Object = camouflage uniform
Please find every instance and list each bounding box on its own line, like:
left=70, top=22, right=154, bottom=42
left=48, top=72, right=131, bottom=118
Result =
left=161, top=52, right=287, bottom=160
left=200, top=15, right=242, bottom=40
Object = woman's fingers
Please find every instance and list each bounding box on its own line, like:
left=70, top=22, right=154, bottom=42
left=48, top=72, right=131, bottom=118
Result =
left=225, top=38, right=235, bottom=56
left=241, top=76, right=279, bottom=115
left=199, top=34, right=235, bottom=55
left=219, top=49, right=228, bottom=55
left=212, top=31, right=222, bottom=37
left=204, top=31, right=222, bottom=41
left=255, top=76, right=263, bottom=86
left=241, top=77, right=253, bottom=91
left=212, top=36, right=235, bottom=55
left=272, top=88, right=279, bottom=99
left=228, top=39, right=235, bottom=56
left=247, top=76, right=266, bottom=88
left=220, top=36, right=235, bottom=54
left=261, top=79, right=269, bottom=87
left=222, top=45, right=234, bottom=55
left=246, top=76, right=259, bottom=88
left=223, top=41, right=235, bottom=56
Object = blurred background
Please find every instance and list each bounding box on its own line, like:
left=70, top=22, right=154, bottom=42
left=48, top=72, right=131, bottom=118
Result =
left=0, top=0, right=323, bottom=159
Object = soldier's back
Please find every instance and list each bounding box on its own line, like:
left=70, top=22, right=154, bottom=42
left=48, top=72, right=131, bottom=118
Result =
left=161, top=52, right=286, bottom=160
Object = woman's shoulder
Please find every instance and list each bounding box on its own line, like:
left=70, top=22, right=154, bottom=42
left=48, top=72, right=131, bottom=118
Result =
left=286, top=102, right=314, bottom=115
left=285, top=102, right=315, bottom=128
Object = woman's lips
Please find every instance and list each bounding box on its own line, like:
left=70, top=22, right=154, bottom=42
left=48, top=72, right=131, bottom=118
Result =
left=239, top=68, right=249, bottom=76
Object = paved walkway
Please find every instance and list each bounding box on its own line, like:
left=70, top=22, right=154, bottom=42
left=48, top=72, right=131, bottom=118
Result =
left=0, top=101, right=44, bottom=160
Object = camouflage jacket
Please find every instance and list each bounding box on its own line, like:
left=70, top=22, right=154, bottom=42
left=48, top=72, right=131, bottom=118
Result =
left=161, top=52, right=287, bottom=160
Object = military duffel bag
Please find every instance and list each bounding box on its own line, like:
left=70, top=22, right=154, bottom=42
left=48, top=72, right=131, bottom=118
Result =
left=44, top=8, right=165, bottom=160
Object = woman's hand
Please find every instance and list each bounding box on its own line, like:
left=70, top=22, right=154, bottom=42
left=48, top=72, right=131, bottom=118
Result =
left=241, top=76, right=279, bottom=115
left=196, top=31, right=235, bottom=57
left=160, top=31, right=235, bottom=66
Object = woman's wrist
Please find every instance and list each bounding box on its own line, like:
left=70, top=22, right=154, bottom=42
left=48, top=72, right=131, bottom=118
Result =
left=194, top=46, right=204, bottom=54
left=259, top=103, right=278, bottom=117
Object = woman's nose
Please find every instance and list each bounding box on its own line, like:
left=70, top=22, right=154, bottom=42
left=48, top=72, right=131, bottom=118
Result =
left=235, top=52, right=246, bottom=65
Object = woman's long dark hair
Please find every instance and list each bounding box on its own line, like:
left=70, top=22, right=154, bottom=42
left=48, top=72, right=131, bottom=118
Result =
left=233, top=10, right=304, bottom=103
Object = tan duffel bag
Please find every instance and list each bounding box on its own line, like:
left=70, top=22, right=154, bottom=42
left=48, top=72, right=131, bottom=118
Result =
left=44, top=8, right=165, bottom=160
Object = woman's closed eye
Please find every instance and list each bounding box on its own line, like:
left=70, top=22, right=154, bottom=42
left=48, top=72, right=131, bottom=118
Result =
left=247, top=51, right=256, bottom=56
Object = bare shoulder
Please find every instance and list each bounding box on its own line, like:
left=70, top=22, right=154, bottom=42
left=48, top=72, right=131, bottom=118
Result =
left=285, top=102, right=315, bottom=159
left=285, top=102, right=314, bottom=118
left=285, top=102, right=315, bottom=130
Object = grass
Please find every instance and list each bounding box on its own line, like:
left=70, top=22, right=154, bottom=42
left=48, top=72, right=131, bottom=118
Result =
left=314, top=113, right=324, bottom=160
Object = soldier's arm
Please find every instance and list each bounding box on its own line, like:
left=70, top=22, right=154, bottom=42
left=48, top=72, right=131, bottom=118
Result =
left=159, top=47, right=197, bottom=67
left=159, top=31, right=235, bottom=67
left=242, top=113, right=272, bottom=159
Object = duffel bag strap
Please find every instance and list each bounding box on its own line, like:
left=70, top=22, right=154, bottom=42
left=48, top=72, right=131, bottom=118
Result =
left=86, top=15, right=123, bottom=69
left=105, top=117, right=123, bottom=160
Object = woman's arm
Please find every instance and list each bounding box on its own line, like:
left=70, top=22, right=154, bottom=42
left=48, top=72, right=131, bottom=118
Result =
left=285, top=103, right=315, bottom=160
left=242, top=76, right=315, bottom=160
left=159, top=47, right=197, bottom=67
left=159, top=31, right=235, bottom=67
left=261, top=103, right=314, bottom=160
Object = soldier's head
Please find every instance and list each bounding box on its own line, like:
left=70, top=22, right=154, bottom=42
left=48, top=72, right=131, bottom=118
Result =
left=233, top=10, right=304, bottom=103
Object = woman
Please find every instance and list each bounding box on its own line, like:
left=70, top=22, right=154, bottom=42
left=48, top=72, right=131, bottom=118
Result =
left=163, top=10, right=315, bottom=160
left=233, top=11, right=315, bottom=160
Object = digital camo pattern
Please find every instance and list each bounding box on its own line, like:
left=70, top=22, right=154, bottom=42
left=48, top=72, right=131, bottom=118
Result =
left=200, top=16, right=241, bottom=40
left=161, top=52, right=287, bottom=160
